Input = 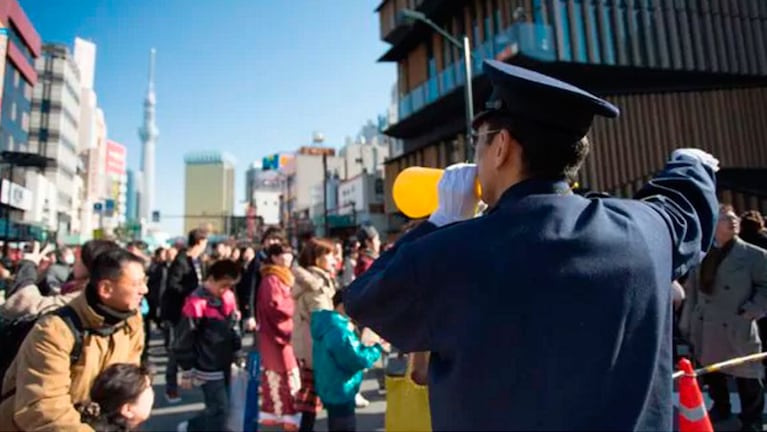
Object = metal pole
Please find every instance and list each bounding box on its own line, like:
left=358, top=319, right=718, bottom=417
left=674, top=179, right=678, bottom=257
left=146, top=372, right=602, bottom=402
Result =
left=322, top=153, right=329, bottom=237
left=463, top=35, right=475, bottom=162
left=2, top=164, right=12, bottom=256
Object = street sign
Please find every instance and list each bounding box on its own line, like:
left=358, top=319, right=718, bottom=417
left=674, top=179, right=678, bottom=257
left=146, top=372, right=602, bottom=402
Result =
left=152, top=210, right=160, bottom=223
left=93, top=202, right=103, bottom=213
left=105, top=199, right=115, bottom=216
left=93, top=229, right=104, bottom=239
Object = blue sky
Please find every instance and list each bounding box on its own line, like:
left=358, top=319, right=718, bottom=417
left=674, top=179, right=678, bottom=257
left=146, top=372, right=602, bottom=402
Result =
left=22, top=0, right=395, bottom=235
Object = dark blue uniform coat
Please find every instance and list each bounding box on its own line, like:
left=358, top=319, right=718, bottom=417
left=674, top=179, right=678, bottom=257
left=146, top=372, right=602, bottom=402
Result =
left=345, top=157, right=717, bottom=431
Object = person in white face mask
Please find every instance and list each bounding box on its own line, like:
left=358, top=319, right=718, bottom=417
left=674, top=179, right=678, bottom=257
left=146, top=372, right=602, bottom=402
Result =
left=40, top=246, right=76, bottom=295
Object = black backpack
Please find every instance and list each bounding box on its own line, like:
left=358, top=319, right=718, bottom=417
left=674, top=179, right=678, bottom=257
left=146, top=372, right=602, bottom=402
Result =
left=0, top=305, right=86, bottom=387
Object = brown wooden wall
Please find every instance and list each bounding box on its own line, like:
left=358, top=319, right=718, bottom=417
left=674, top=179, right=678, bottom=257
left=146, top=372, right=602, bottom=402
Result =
left=582, top=87, right=767, bottom=196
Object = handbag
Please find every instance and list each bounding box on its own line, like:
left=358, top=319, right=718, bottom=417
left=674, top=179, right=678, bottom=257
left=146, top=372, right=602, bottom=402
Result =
left=385, top=354, right=432, bottom=432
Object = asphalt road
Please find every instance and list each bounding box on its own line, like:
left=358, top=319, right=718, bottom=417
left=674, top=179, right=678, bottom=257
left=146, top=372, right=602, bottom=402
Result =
left=142, top=327, right=385, bottom=432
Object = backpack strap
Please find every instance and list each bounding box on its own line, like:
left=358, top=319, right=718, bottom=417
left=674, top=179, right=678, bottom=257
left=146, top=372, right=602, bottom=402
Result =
left=53, top=306, right=87, bottom=365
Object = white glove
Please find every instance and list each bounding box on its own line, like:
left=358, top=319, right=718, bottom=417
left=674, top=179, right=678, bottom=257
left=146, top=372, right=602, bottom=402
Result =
left=428, top=163, right=480, bottom=227
left=671, top=148, right=720, bottom=172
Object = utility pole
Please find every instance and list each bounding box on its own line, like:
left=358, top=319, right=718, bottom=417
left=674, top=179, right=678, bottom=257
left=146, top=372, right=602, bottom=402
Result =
left=322, top=152, right=328, bottom=237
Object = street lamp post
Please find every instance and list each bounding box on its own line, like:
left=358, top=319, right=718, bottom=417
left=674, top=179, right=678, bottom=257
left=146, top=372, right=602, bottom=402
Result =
left=399, top=9, right=475, bottom=162
left=0, top=151, right=56, bottom=255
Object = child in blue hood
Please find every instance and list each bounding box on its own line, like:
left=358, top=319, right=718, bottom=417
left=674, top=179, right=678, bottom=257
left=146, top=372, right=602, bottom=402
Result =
left=310, top=290, right=383, bottom=431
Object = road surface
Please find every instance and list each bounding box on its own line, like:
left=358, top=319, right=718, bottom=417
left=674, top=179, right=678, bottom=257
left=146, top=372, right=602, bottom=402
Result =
left=143, top=327, right=385, bottom=432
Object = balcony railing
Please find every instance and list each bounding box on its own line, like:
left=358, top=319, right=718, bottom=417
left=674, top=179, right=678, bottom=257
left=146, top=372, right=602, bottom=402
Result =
left=396, top=23, right=555, bottom=121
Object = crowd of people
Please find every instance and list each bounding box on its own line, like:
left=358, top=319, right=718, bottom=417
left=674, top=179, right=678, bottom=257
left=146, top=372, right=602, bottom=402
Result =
left=0, top=221, right=393, bottom=432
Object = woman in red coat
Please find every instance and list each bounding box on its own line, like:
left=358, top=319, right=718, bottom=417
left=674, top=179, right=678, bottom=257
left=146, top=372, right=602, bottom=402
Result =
left=257, top=244, right=300, bottom=431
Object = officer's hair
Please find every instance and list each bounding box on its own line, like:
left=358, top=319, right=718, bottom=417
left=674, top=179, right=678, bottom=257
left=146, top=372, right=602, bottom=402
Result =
left=484, top=115, right=589, bottom=181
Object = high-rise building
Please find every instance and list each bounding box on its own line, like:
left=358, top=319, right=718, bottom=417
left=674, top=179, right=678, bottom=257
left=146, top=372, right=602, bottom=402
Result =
left=125, top=169, right=138, bottom=222
left=0, top=0, right=41, bottom=233
left=104, top=140, right=127, bottom=227
left=184, top=151, right=235, bottom=234
left=0, top=0, right=39, bottom=153
left=28, top=43, right=82, bottom=237
left=74, top=37, right=101, bottom=241
left=138, top=49, right=158, bottom=224
left=245, top=163, right=282, bottom=226
left=378, top=0, right=767, bottom=216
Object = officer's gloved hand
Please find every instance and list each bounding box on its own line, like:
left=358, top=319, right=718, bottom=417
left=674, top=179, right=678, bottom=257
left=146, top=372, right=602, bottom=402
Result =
left=671, top=148, right=720, bottom=172
left=428, top=163, right=480, bottom=227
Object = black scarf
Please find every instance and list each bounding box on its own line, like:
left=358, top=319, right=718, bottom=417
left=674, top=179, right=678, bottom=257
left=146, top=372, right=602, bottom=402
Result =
left=699, top=239, right=735, bottom=295
left=86, top=285, right=137, bottom=326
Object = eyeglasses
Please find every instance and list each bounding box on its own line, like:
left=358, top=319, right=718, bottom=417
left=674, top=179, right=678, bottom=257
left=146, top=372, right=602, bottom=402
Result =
left=469, top=129, right=503, bottom=149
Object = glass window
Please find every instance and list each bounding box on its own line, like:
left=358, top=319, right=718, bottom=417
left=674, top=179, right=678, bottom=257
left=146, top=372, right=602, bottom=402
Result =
left=11, top=102, right=16, bottom=122
left=13, top=68, right=19, bottom=88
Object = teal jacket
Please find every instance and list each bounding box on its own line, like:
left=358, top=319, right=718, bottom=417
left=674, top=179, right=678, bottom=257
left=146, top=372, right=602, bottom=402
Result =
left=310, top=309, right=382, bottom=406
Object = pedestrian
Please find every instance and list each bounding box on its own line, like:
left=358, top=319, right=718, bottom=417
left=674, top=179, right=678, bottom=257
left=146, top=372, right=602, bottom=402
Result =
left=739, top=210, right=767, bottom=250
left=344, top=60, right=719, bottom=430
left=292, top=238, right=338, bottom=432
left=0, top=248, right=147, bottom=431
left=160, top=228, right=208, bottom=403
left=240, top=227, right=286, bottom=335
left=679, top=205, right=767, bottom=431
left=38, top=245, right=75, bottom=295
left=353, top=225, right=380, bottom=278
left=145, top=247, right=169, bottom=353
left=257, top=243, right=301, bottom=431
left=75, top=363, right=155, bottom=431
left=173, top=259, right=242, bottom=432
left=311, top=290, right=384, bottom=432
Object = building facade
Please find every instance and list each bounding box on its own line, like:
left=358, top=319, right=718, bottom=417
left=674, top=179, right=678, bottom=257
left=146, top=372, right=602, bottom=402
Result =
left=246, top=163, right=282, bottom=226
left=183, top=151, right=235, bottom=234
left=378, top=0, right=767, bottom=224
left=0, top=0, right=39, bottom=154
left=28, top=43, right=82, bottom=237
left=0, top=0, right=41, bottom=241
left=337, top=172, right=387, bottom=236
left=104, top=139, right=127, bottom=228
left=125, top=168, right=138, bottom=222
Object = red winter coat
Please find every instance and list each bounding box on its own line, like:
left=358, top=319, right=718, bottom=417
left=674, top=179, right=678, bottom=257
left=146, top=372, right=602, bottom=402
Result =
left=257, top=264, right=298, bottom=372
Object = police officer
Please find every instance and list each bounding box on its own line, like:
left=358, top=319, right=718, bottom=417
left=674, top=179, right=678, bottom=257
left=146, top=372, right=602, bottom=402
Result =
left=344, top=60, right=719, bottom=431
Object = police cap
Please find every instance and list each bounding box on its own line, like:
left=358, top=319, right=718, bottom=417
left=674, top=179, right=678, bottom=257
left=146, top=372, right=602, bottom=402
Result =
left=472, top=60, right=619, bottom=142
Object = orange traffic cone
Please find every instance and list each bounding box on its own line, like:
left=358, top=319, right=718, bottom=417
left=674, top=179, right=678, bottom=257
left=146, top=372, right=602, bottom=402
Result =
left=678, top=358, right=713, bottom=432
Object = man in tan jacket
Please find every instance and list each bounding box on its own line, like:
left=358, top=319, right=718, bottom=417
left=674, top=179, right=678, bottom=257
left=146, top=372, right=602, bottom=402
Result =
left=0, top=247, right=147, bottom=431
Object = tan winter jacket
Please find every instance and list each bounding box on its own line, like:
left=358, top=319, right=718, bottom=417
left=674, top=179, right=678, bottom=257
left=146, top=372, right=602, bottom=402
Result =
left=0, top=292, right=144, bottom=431
left=291, top=265, right=335, bottom=367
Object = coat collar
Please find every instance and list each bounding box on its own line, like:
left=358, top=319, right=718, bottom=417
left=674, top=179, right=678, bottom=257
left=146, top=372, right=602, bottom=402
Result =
left=71, top=291, right=140, bottom=333
left=489, top=178, right=573, bottom=213
left=719, top=237, right=749, bottom=271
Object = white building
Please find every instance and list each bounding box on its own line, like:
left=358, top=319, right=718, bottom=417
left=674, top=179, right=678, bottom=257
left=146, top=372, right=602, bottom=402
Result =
left=337, top=173, right=386, bottom=234
left=28, top=43, right=82, bottom=237
left=74, top=38, right=101, bottom=242
left=253, top=190, right=281, bottom=226
left=284, top=148, right=344, bottom=217
left=338, top=135, right=389, bottom=180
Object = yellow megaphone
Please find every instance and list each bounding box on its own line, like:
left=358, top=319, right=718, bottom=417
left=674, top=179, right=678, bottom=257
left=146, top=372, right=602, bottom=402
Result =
left=392, top=167, right=482, bottom=219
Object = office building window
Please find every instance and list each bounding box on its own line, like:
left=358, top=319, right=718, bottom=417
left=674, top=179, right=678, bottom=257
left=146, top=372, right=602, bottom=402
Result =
left=13, top=69, right=19, bottom=88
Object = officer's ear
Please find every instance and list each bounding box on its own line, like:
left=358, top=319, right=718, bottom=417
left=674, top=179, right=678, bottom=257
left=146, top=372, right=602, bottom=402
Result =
left=493, top=129, right=518, bottom=170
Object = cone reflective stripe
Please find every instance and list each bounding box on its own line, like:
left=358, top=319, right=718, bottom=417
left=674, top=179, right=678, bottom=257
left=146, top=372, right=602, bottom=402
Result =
left=678, top=358, right=713, bottom=432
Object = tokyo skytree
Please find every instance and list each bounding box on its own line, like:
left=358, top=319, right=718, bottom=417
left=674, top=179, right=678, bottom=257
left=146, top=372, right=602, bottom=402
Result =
left=138, top=48, right=158, bottom=223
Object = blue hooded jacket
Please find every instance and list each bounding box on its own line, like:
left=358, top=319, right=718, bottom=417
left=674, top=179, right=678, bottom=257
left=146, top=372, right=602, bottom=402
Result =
left=310, top=309, right=382, bottom=406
